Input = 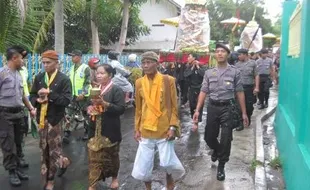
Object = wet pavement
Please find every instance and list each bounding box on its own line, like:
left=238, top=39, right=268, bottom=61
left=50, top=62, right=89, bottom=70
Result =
left=263, top=114, right=285, bottom=190
left=0, top=95, right=276, bottom=190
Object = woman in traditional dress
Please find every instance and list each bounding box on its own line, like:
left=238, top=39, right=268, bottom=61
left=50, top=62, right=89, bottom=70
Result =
left=87, top=64, right=126, bottom=190
left=30, top=50, right=72, bottom=190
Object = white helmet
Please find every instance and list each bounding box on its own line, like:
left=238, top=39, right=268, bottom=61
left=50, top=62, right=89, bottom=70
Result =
left=128, top=54, right=137, bottom=62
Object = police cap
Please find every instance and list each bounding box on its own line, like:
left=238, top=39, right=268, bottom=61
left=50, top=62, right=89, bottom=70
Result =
left=260, top=49, right=268, bottom=54
left=215, top=43, right=231, bottom=54
left=237, top=48, right=248, bottom=54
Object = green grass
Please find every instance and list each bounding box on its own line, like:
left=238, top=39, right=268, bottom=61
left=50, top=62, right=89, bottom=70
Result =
left=269, top=156, right=282, bottom=170
left=250, top=159, right=264, bottom=173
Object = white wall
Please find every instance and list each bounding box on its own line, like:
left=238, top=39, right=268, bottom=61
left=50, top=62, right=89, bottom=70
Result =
left=129, top=1, right=179, bottom=50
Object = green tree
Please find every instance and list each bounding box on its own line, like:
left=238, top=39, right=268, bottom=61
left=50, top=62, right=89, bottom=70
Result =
left=206, top=0, right=274, bottom=45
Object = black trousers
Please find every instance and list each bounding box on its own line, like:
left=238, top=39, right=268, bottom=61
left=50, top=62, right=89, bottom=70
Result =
left=243, top=85, right=255, bottom=125
left=258, top=75, right=271, bottom=105
left=178, top=80, right=189, bottom=105
left=205, top=103, right=233, bottom=165
left=189, top=87, right=204, bottom=122
left=0, top=111, right=25, bottom=170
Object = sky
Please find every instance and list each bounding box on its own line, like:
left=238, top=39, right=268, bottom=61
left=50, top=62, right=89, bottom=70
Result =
left=263, top=0, right=284, bottom=23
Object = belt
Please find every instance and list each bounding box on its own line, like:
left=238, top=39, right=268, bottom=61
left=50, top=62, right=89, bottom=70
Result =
left=209, top=99, right=233, bottom=106
left=0, top=106, right=23, bottom=113
left=243, top=84, right=254, bottom=88
left=259, top=74, right=270, bottom=77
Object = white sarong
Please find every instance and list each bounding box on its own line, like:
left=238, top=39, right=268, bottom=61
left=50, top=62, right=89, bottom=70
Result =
left=131, top=138, right=185, bottom=182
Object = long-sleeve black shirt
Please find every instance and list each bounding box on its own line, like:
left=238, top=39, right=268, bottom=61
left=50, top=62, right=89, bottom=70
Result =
left=88, top=85, right=126, bottom=143
left=30, top=71, right=72, bottom=126
left=184, top=64, right=206, bottom=89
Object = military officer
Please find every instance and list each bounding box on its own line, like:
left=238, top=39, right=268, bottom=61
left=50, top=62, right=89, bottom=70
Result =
left=193, top=43, right=249, bottom=181
left=0, top=46, right=36, bottom=186
left=235, top=48, right=260, bottom=130
left=256, top=49, right=274, bottom=109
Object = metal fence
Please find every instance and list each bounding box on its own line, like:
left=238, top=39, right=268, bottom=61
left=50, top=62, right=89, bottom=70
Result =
left=0, top=54, right=141, bottom=82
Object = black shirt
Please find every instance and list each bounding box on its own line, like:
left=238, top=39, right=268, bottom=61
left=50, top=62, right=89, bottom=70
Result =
left=184, top=65, right=206, bottom=89
left=89, top=85, right=126, bottom=143
left=30, top=71, right=72, bottom=126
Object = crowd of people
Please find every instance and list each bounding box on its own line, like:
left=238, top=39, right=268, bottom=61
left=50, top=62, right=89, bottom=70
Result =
left=0, top=44, right=279, bottom=190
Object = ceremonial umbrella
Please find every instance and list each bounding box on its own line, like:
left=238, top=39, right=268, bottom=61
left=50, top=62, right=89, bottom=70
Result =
left=160, top=16, right=180, bottom=27
left=220, top=17, right=247, bottom=50
left=220, top=17, right=246, bottom=25
left=160, top=16, right=180, bottom=49
left=263, top=33, right=277, bottom=39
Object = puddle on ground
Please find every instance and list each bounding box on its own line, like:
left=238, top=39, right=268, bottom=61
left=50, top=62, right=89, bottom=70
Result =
left=262, top=114, right=286, bottom=190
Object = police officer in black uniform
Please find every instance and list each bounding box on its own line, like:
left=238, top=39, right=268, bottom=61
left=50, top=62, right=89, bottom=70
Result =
left=256, top=49, right=274, bottom=109
left=235, top=48, right=260, bottom=130
left=193, top=44, right=249, bottom=181
left=0, top=46, right=36, bottom=186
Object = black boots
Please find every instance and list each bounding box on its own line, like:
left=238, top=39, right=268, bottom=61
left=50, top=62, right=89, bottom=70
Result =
left=18, top=157, right=29, bottom=168
left=82, top=133, right=88, bottom=141
left=9, top=170, right=21, bottom=187
left=63, top=131, right=71, bottom=144
left=217, top=164, right=225, bottom=181
left=16, top=170, right=29, bottom=180
left=9, top=169, right=29, bottom=186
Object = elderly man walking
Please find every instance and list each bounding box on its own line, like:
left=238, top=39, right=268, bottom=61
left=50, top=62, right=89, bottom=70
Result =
left=132, top=51, right=185, bottom=190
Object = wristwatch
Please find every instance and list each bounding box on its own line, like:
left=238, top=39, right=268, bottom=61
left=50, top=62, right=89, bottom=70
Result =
left=169, top=126, right=176, bottom=131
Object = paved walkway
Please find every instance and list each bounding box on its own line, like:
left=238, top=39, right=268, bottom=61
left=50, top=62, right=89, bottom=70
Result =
left=0, top=88, right=279, bottom=190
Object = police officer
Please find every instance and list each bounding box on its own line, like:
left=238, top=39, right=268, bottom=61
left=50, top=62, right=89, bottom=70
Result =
left=256, top=49, right=274, bottom=109
left=66, top=50, right=91, bottom=141
left=235, top=49, right=260, bottom=130
left=184, top=53, right=206, bottom=130
left=0, top=46, right=36, bottom=186
left=193, top=44, right=249, bottom=181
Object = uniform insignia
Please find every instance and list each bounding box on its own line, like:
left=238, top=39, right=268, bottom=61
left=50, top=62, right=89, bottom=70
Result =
left=212, top=71, right=217, bottom=76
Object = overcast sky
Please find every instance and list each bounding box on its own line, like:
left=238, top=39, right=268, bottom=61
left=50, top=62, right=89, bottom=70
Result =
left=264, top=0, right=284, bottom=23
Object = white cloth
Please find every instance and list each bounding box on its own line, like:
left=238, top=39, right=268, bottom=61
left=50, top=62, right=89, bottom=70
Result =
left=240, top=25, right=263, bottom=53
left=108, top=60, right=133, bottom=92
left=132, top=138, right=185, bottom=182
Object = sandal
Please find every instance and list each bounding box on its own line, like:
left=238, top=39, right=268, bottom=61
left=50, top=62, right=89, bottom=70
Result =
left=44, top=180, right=54, bottom=190
left=57, top=157, right=71, bottom=177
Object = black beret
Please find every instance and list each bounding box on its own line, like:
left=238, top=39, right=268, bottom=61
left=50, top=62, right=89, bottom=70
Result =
left=260, top=49, right=268, bottom=54
left=7, top=46, right=28, bottom=58
left=237, top=48, right=248, bottom=54
left=216, top=43, right=231, bottom=54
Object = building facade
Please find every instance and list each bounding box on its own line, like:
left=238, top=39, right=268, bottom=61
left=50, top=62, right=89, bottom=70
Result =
left=275, top=0, right=310, bottom=189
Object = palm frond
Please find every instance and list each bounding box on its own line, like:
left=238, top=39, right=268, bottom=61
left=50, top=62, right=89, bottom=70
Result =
left=33, top=7, right=54, bottom=52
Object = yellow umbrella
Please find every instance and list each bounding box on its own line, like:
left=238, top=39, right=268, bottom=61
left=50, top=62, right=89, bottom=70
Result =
left=160, top=16, right=180, bottom=27
left=263, top=33, right=277, bottom=39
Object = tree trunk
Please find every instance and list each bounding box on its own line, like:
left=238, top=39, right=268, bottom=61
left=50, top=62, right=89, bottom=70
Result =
left=54, top=0, right=64, bottom=54
left=91, top=0, right=100, bottom=54
left=116, top=0, right=130, bottom=53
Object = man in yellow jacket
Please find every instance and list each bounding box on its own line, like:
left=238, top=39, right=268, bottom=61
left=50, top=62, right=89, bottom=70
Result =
left=131, top=52, right=185, bottom=190
left=19, top=64, right=30, bottom=168
left=65, top=50, right=91, bottom=142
